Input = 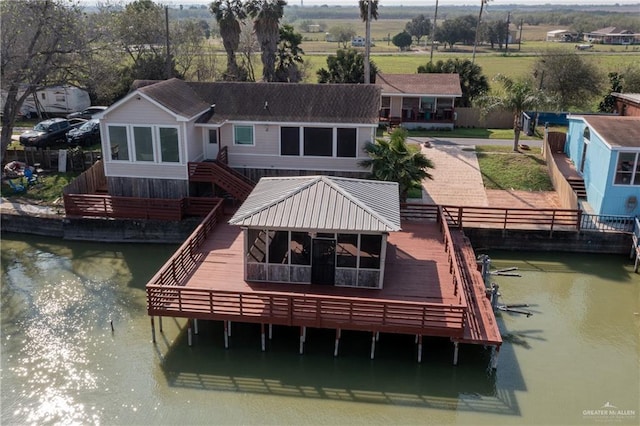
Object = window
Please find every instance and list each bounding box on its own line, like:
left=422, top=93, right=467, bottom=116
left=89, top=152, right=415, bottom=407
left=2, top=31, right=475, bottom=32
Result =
left=359, top=234, right=382, bottom=269
left=614, top=152, right=640, bottom=186
left=208, top=129, right=218, bottom=145
left=159, top=127, right=179, bottom=163
left=281, top=127, right=300, bottom=156
left=108, top=126, right=128, bottom=160
left=337, top=128, right=357, bottom=158
left=247, top=229, right=267, bottom=263
left=304, top=127, right=332, bottom=156
left=133, top=126, right=154, bottom=161
left=234, top=125, right=254, bottom=145
left=337, top=234, right=358, bottom=267
left=268, top=231, right=289, bottom=264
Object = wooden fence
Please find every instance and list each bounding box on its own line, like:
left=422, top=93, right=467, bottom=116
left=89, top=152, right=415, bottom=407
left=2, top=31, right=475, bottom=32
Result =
left=5, top=147, right=102, bottom=172
left=63, top=160, right=105, bottom=195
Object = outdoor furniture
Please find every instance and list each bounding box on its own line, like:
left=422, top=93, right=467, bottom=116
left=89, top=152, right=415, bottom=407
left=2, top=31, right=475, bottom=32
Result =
left=23, top=168, right=38, bottom=185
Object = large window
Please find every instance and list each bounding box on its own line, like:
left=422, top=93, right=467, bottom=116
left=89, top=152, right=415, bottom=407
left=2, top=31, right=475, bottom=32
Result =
left=159, top=127, right=179, bottom=163
left=290, top=232, right=311, bottom=265
left=281, top=127, right=300, bottom=156
left=234, top=125, right=254, bottom=145
left=337, top=128, right=357, bottom=158
left=133, top=126, right=154, bottom=161
left=614, top=152, right=640, bottom=185
left=108, top=126, right=129, bottom=161
left=337, top=234, right=358, bottom=267
left=359, top=234, right=382, bottom=269
left=304, top=127, right=332, bottom=156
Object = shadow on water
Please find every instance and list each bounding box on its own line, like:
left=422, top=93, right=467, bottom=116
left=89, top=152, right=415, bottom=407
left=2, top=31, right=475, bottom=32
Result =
left=157, top=321, right=527, bottom=417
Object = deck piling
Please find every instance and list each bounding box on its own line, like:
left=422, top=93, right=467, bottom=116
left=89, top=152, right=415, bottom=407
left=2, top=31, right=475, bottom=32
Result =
left=151, top=317, right=156, bottom=343
left=417, top=335, right=423, bottom=363
left=194, top=319, right=199, bottom=335
left=334, top=329, right=341, bottom=357
left=268, top=324, right=273, bottom=340
left=223, top=321, right=229, bottom=349
left=491, top=345, right=501, bottom=369
left=453, top=341, right=459, bottom=365
left=261, top=324, right=266, bottom=352
left=187, top=319, right=193, bottom=347
left=159, top=316, right=163, bottom=333
left=299, top=326, right=305, bottom=354
left=370, top=332, right=376, bottom=360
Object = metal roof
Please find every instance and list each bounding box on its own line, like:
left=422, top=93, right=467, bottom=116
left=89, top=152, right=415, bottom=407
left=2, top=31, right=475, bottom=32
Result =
left=229, top=176, right=401, bottom=233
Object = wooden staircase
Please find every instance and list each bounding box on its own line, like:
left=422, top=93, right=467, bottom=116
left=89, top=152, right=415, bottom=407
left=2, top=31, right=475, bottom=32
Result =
left=188, top=161, right=255, bottom=202
left=567, top=177, right=587, bottom=199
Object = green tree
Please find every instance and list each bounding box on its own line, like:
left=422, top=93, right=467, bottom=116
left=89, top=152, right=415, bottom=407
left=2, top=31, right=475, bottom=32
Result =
left=435, top=15, right=476, bottom=49
left=360, top=128, right=434, bottom=203
left=405, top=14, right=431, bottom=46
left=533, top=49, right=603, bottom=110
left=621, top=64, right=640, bottom=93
left=209, top=0, right=247, bottom=81
left=274, top=24, right=305, bottom=83
left=116, top=0, right=166, bottom=69
left=417, top=58, right=489, bottom=107
left=247, top=0, right=287, bottom=82
left=171, top=20, right=207, bottom=80
left=392, top=31, right=413, bottom=51
left=1, top=0, right=86, bottom=163
left=328, top=25, right=356, bottom=49
left=317, top=49, right=378, bottom=84
left=599, top=72, right=623, bottom=113
left=479, top=74, right=547, bottom=152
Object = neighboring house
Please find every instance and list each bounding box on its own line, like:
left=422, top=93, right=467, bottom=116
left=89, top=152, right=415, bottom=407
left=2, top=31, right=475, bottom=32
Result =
left=97, top=78, right=381, bottom=198
left=613, top=93, right=640, bottom=117
left=546, top=29, right=579, bottom=42
left=228, top=175, right=401, bottom=288
left=376, top=73, right=462, bottom=129
left=584, top=27, right=638, bottom=45
left=565, top=115, right=640, bottom=216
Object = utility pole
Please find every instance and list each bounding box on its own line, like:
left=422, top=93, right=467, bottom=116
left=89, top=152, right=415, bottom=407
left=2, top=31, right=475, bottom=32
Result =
left=518, top=18, right=523, bottom=51
left=472, top=0, right=491, bottom=64
left=505, top=11, right=511, bottom=54
left=165, top=6, right=172, bottom=79
left=429, top=0, right=439, bottom=64
left=364, top=0, right=372, bottom=84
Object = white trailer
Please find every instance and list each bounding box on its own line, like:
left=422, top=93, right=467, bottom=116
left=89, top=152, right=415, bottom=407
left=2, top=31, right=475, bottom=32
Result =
left=9, top=86, right=91, bottom=118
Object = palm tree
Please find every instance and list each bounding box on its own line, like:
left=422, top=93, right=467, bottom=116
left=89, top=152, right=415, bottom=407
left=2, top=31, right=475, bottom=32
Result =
left=358, top=0, right=378, bottom=84
left=209, top=0, right=246, bottom=80
left=480, top=74, right=547, bottom=151
left=247, top=0, right=287, bottom=82
left=360, top=128, right=434, bottom=203
left=472, top=0, right=491, bottom=64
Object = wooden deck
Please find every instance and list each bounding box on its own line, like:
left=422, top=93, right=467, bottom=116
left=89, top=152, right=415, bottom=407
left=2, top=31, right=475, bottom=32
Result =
left=146, top=209, right=502, bottom=347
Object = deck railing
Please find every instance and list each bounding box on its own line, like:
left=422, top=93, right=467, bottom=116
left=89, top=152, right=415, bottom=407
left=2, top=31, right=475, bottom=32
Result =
left=188, top=161, right=254, bottom=201
left=437, top=206, right=468, bottom=310
left=442, top=205, right=580, bottom=232
left=579, top=213, right=635, bottom=232
left=146, top=286, right=466, bottom=336
left=63, top=194, right=222, bottom=221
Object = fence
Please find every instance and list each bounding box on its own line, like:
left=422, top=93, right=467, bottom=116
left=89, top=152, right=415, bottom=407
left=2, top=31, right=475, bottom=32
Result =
left=63, top=160, right=106, bottom=195
left=4, top=147, right=102, bottom=172
left=542, top=133, right=578, bottom=210
left=455, top=107, right=513, bottom=129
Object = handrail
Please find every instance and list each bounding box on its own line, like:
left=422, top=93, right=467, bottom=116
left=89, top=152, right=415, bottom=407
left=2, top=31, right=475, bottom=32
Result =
left=146, top=285, right=467, bottom=334
left=437, top=206, right=468, bottom=310
left=579, top=213, right=635, bottom=232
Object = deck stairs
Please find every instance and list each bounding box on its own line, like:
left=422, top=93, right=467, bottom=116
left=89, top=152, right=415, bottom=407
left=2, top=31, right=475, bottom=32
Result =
left=567, top=176, right=587, bottom=199
left=188, top=161, right=255, bottom=202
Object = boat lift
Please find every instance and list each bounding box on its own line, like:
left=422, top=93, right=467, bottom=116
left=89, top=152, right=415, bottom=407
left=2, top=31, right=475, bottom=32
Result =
left=478, top=255, right=533, bottom=318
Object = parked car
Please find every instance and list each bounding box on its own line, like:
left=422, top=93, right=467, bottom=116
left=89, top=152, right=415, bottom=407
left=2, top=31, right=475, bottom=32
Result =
left=66, top=119, right=101, bottom=147
left=19, top=117, right=85, bottom=148
left=66, top=106, right=108, bottom=120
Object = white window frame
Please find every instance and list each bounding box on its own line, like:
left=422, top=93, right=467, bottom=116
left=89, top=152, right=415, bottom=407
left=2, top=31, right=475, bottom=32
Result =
left=107, top=124, right=131, bottom=162
left=107, top=124, right=182, bottom=164
left=613, top=151, right=640, bottom=186
left=234, top=124, right=255, bottom=146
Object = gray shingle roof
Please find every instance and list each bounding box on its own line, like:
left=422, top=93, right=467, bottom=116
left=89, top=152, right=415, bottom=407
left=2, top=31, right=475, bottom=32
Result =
left=376, top=73, right=462, bottom=97
left=131, top=79, right=381, bottom=124
left=581, top=115, right=640, bottom=148
left=229, top=176, right=401, bottom=232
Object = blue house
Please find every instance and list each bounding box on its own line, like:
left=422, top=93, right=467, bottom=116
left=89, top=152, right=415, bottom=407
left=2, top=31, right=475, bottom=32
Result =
left=565, top=115, right=640, bottom=216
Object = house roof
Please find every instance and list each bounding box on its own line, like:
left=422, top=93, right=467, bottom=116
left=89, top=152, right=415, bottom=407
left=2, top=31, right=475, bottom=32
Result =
left=136, top=78, right=211, bottom=119
left=188, top=81, right=381, bottom=125
left=581, top=115, right=640, bottom=148
left=547, top=29, right=574, bottom=35
left=376, top=73, right=462, bottom=97
left=613, top=93, right=640, bottom=106
left=588, top=27, right=633, bottom=35
left=228, top=176, right=401, bottom=233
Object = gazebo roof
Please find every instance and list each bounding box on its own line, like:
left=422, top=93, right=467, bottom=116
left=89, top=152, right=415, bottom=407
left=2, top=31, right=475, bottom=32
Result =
left=228, top=176, right=401, bottom=233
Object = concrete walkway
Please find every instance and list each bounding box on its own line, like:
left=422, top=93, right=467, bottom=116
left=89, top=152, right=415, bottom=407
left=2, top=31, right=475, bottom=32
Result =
left=418, top=144, right=489, bottom=207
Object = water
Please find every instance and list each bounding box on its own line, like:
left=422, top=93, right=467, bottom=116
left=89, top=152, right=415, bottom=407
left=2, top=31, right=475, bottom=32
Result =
left=1, top=233, right=638, bottom=425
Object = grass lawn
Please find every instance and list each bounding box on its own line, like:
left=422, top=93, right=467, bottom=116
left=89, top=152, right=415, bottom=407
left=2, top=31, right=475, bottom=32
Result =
left=1, top=171, right=79, bottom=203
left=475, top=145, right=553, bottom=191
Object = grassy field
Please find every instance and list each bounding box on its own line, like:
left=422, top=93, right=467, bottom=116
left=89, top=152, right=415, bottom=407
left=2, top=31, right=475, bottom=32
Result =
left=475, top=145, right=553, bottom=191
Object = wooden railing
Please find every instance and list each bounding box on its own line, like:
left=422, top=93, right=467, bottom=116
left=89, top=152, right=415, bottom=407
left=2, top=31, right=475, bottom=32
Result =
left=146, top=286, right=467, bottom=336
left=400, top=203, right=439, bottom=221
left=64, top=194, right=222, bottom=221
left=188, top=161, right=255, bottom=201
left=147, top=201, right=224, bottom=287
left=437, top=207, right=468, bottom=310
left=441, top=205, right=580, bottom=231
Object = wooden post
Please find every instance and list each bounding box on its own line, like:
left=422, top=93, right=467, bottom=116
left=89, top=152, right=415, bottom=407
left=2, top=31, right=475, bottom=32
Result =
left=223, top=321, right=229, bottom=349
left=334, top=329, right=341, bottom=357
left=453, top=341, right=459, bottom=366
left=187, top=319, right=193, bottom=347
left=375, top=331, right=380, bottom=342
left=151, top=317, right=156, bottom=343
left=417, top=335, right=423, bottom=363
left=194, top=319, right=199, bottom=335
left=370, top=332, right=376, bottom=360
left=268, top=324, right=273, bottom=340
left=261, top=324, right=266, bottom=352
left=299, top=326, right=305, bottom=355
left=302, top=326, right=307, bottom=343
left=159, top=316, right=163, bottom=333
left=491, top=345, right=501, bottom=369
left=227, top=321, right=231, bottom=336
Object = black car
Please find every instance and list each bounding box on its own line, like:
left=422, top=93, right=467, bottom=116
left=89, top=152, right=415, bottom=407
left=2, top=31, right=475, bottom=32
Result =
left=66, top=119, right=101, bottom=147
left=19, top=118, right=76, bottom=148
left=66, top=106, right=108, bottom=120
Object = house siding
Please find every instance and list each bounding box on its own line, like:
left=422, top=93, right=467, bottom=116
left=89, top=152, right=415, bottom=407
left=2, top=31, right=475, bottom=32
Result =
left=104, top=97, right=175, bottom=123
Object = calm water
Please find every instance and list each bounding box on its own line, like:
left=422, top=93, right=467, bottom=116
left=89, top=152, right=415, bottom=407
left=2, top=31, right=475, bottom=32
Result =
left=1, top=233, right=638, bottom=425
